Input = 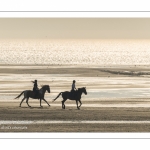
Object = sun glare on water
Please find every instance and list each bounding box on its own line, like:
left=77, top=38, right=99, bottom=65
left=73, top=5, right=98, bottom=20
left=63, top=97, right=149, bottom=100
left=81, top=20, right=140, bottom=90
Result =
left=0, top=39, right=150, bottom=65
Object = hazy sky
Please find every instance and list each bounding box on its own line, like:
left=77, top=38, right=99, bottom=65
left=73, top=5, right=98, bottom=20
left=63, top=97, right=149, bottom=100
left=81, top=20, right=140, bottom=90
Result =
left=0, top=18, right=150, bottom=39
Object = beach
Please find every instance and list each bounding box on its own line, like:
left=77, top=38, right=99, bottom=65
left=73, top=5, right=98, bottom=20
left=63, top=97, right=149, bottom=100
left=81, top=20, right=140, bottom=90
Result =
left=0, top=64, right=150, bottom=132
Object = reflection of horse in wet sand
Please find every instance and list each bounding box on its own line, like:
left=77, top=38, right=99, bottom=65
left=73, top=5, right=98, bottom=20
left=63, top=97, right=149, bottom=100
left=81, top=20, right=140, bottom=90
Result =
left=53, top=87, right=87, bottom=109
left=14, top=85, right=50, bottom=107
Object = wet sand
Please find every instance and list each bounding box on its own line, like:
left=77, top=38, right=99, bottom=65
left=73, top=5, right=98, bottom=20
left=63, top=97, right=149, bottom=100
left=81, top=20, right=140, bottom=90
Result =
left=1, top=65, right=150, bottom=132
left=1, top=101, right=150, bottom=132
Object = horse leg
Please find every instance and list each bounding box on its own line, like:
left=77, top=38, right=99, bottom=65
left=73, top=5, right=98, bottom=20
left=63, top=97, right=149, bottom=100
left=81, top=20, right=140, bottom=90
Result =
left=26, top=98, right=31, bottom=107
left=19, top=97, right=25, bottom=107
left=40, top=99, right=43, bottom=107
left=79, top=100, right=82, bottom=108
left=43, top=98, right=50, bottom=107
left=62, top=99, right=66, bottom=109
left=76, top=100, right=79, bottom=110
left=62, top=100, right=64, bottom=109
left=61, top=101, right=64, bottom=109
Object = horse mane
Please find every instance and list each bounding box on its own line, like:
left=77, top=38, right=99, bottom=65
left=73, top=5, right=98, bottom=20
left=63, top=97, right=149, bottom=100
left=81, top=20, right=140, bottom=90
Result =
left=77, top=87, right=85, bottom=90
left=41, top=85, right=49, bottom=88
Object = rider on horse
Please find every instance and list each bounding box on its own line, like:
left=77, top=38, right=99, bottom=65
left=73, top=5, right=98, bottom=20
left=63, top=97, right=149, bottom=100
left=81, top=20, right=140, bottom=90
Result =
left=71, top=80, right=77, bottom=97
left=32, top=80, right=39, bottom=98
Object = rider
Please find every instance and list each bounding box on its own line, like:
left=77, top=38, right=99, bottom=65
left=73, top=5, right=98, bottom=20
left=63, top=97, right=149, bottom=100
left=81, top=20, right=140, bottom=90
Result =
left=71, top=80, right=77, bottom=97
left=32, top=79, right=39, bottom=97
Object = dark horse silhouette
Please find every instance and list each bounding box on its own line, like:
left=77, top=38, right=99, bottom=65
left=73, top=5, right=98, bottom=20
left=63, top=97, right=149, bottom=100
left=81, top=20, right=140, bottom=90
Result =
left=53, top=87, right=87, bottom=109
left=14, top=85, right=50, bottom=107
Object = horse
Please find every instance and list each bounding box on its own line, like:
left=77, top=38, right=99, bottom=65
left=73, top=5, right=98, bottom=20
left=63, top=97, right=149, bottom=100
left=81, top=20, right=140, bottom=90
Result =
left=14, top=85, right=51, bottom=107
left=53, top=87, right=87, bottom=109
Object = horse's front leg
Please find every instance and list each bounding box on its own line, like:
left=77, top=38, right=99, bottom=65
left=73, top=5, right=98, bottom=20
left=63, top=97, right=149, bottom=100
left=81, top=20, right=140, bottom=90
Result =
left=76, top=100, right=79, bottom=110
left=79, top=100, right=82, bottom=108
left=40, top=99, right=43, bottom=107
left=43, top=98, right=50, bottom=107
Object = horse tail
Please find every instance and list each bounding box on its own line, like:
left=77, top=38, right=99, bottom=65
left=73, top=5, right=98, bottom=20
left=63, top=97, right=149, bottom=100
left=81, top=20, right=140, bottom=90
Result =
left=14, top=91, right=24, bottom=99
left=53, top=92, right=62, bottom=102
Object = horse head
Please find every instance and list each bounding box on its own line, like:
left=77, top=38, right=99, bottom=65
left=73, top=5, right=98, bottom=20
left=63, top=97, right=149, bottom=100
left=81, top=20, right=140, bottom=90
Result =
left=46, top=85, right=50, bottom=93
left=83, top=87, right=87, bottom=95
left=78, top=87, right=87, bottom=95
left=42, top=85, right=50, bottom=93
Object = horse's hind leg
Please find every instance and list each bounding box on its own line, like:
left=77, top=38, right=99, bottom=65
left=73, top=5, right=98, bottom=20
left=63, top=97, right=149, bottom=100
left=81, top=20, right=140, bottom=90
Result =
left=19, top=97, right=25, bottom=107
left=62, top=99, right=66, bottom=109
left=26, top=98, right=31, bottom=107
left=62, top=100, right=64, bottom=109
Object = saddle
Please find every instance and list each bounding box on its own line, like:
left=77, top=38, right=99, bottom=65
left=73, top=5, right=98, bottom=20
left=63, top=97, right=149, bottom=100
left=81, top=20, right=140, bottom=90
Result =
left=33, top=90, right=40, bottom=98
left=69, top=90, right=77, bottom=99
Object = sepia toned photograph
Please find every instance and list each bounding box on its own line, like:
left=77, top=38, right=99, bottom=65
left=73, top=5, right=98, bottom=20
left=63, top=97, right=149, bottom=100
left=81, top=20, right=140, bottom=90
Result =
left=1, top=18, right=150, bottom=132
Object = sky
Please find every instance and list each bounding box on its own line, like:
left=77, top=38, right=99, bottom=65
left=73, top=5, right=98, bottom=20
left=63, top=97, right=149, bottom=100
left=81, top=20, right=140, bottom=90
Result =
left=0, top=18, right=150, bottom=39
